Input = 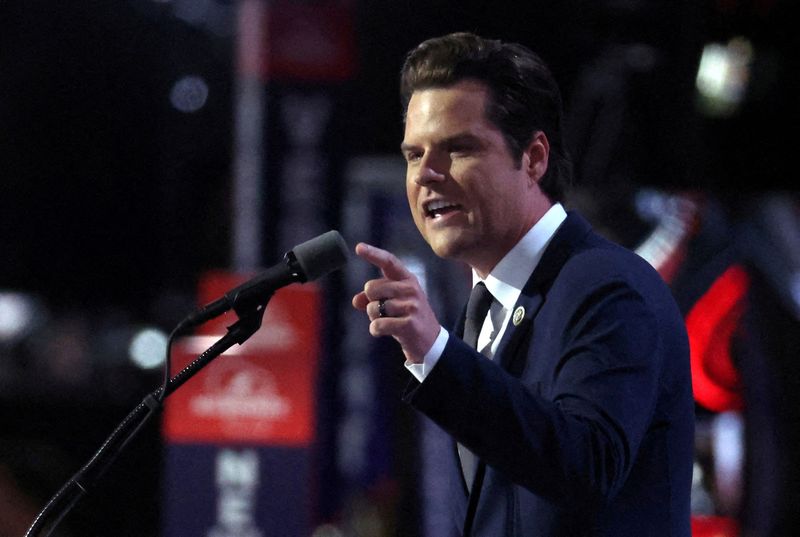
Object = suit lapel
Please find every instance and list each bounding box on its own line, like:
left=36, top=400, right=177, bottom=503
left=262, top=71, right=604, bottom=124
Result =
left=496, top=211, right=592, bottom=377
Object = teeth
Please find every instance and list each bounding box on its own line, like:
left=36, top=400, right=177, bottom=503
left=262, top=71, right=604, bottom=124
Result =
left=425, top=200, right=458, bottom=214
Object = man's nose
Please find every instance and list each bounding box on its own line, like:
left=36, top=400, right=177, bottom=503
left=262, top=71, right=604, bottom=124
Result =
left=413, top=154, right=447, bottom=185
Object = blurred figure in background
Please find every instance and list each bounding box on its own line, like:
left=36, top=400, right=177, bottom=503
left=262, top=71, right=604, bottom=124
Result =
left=563, top=7, right=800, bottom=530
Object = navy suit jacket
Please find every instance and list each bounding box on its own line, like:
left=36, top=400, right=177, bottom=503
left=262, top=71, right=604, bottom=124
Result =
left=405, top=212, right=694, bottom=536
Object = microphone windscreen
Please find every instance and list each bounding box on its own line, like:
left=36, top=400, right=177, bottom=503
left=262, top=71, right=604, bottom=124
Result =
left=292, top=230, right=349, bottom=282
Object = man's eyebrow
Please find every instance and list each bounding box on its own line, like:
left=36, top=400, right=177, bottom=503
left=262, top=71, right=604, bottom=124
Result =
left=442, top=133, right=482, bottom=146
left=400, top=133, right=482, bottom=153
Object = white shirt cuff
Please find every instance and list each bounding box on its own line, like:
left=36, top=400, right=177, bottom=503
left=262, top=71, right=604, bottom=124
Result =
left=404, top=326, right=449, bottom=382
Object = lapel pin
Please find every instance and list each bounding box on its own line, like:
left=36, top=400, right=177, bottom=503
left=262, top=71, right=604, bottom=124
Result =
left=512, top=306, right=525, bottom=326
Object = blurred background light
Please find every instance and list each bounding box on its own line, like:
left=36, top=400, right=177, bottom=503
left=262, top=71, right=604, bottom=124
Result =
left=311, top=523, right=344, bottom=537
left=170, top=75, right=210, bottom=113
left=128, top=327, right=168, bottom=369
left=696, top=37, right=753, bottom=117
left=173, top=0, right=213, bottom=25
left=401, top=256, right=428, bottom=296
left=0, top=291, right=45, bottom=343
left=792, top=272, right=800, bottom=315
left=171, top=0, right=234, bottom=36
left=712, top=412, right=745, bottom=513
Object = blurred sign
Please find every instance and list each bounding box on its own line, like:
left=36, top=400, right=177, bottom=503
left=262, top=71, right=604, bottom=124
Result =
left=238, top=0, right=357, bottom=82
left=161, top=272, right=322, bottom=537
left=163, top=273, right=321, bottom=444
left=691, top=515, right=739, bottom=537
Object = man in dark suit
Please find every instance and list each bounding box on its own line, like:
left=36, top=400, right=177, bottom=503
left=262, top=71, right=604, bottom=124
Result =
left=352, top=32, right=694, bottom=536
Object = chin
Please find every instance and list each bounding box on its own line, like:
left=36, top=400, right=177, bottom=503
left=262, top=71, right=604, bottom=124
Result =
left=426, top=232, right=473, bottom=261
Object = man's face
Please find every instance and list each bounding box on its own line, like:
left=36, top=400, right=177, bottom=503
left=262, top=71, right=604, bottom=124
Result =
left=402, top=80, right=550, bottom=276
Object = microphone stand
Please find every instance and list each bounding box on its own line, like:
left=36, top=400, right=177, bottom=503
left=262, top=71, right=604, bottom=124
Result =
left=24, top=301, right=269, bottom=537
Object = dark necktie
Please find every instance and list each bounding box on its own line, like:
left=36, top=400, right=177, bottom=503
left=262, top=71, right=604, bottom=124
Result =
left=458, top=282, right=495, bottom=490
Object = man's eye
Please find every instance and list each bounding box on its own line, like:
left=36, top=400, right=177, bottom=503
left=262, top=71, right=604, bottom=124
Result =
left=405, top=151, right=422, bottom=162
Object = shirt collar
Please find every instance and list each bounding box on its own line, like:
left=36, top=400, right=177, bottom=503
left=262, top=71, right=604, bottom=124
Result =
left=473, top=203, right=567, bottom=312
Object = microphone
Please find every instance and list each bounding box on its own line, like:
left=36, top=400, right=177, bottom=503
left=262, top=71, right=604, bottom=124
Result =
left=182, top=230, right=349, bottom=330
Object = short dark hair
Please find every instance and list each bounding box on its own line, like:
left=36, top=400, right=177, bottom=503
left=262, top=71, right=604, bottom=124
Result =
left=400, top=32, right=572, bottom=202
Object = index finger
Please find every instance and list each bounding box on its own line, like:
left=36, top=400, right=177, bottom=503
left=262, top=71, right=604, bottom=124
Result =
left=355, top=242, right=412, bottom=281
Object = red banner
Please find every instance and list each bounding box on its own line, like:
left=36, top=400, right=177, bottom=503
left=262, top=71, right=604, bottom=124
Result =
left=162, top=271, right=321, bottom=445
left=691, top=515, right=739, bottom=537
left=237, top=0, right=357, bottom=82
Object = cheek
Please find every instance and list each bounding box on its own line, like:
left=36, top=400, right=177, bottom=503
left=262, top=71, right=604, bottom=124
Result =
left=468, top=175, right=514, bottom=227
left=406, top=182, right=425, bottom=227
left=406, top=180, right=418, bottom=213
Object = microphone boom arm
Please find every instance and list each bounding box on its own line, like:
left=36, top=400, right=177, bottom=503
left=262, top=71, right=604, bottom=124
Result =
left=24, top=229, right=349, bottom=536
left=24, top=302, right=268, bottom=537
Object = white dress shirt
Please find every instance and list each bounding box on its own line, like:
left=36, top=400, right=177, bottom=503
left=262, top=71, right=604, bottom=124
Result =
left=406, top=203, right=567, bottom=381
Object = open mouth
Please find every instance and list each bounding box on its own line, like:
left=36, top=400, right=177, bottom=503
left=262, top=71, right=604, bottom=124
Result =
left=424, top=200, right=462, bottom=219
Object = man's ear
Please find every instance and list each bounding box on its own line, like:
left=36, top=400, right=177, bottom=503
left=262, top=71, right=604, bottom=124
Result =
left=523, top=131, right=550, bottom=184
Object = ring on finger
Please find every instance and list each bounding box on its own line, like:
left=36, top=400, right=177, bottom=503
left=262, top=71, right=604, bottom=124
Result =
left=378, top=298, right=388, bottom=318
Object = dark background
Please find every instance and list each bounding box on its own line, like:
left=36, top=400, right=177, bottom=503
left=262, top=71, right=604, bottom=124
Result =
left=2, top=0, right=797, bottom=313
